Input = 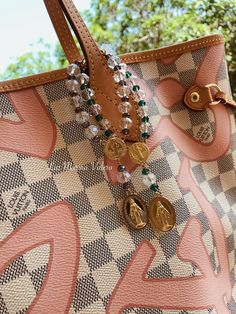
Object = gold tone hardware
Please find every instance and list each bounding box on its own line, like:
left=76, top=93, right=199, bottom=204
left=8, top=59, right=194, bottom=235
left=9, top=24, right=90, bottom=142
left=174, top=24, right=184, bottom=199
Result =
left=190, top=92, right=200, bottom=103
left=205, top=84, right=222, bottom=106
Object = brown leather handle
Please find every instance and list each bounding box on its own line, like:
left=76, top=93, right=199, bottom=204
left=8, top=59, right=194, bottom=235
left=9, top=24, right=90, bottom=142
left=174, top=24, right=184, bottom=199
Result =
left=44, top=0, right=105, bottom=68
left=44, top=0, right=140, bottom=142
left=44, top=0, right=82, bottom=63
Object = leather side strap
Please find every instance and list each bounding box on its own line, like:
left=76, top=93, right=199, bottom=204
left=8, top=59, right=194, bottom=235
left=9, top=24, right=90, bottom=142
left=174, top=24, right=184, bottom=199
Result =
left=44, top=0, right=82, bottom=63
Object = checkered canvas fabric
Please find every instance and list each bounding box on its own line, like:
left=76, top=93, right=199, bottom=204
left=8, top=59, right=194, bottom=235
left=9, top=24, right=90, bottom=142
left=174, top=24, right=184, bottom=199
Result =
left=0, top=44, right=236, bottom=314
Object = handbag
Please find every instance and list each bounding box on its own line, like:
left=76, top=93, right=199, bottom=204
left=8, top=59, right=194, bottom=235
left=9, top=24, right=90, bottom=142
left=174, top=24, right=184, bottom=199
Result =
left=0, top=0, right=236, bottom=313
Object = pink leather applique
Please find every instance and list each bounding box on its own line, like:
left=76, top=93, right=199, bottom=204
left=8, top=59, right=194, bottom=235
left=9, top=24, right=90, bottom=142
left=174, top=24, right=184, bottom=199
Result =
left=107, top=43, right=232, bottom=313
left=0, top=202, right=80, bottom=314
left=0, top=88, right=56, bottom=159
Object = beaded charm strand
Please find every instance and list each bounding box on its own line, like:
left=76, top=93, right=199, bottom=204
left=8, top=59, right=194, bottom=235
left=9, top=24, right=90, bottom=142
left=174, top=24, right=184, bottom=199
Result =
left=66, top=53, right=176, bottom=233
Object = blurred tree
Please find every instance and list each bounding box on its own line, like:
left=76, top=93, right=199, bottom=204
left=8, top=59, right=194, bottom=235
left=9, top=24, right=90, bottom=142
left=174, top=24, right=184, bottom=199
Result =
left=0, top=39, right=58, bottom=80
left=1, top=0, right=236, bottom=95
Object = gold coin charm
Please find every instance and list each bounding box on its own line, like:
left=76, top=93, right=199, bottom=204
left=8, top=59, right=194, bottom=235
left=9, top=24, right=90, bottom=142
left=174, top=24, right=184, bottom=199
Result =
left=104, top=137, right=127, bottom=160
left=149, top=195, right=176, bottom=232
left=128, top=142, right=150, bottom=164
left=123, top=194, right=148, bottom=230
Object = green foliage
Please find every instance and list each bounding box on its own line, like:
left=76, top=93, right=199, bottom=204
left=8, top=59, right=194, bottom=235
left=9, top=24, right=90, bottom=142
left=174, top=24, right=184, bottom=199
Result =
left=1, top=0, right=236, bottom=95
left=0, top=40, right=57, bottom=80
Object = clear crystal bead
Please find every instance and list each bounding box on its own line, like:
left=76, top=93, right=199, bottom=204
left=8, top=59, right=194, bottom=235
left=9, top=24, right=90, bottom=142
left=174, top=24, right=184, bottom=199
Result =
left=66, top=79, right=79, bottom=91
left=82, top=88, right=95, bottom=101
left=77, top=73, right=89, bottom=84
left=142, top=172, right=156, bottom=187
left=113, top=70, right=125, bottom=83
left=117, top=85, right=131, bottom=98
left=119, top=117, right=133, bottom=129
left=133, top=89, right=146, bottom=102
left=67, top=64, right=80, bottom=76
left=119, top=63, right=127, bottom=72
left=85, top=125, right=99, bottom=139
left=75, top=111, right=89, bottom=124
left=88, top=104, right=101, bottom=115
left=118, top=102, right=132, bottom=113
left=100, top=119, right=112, bottom=130
left=137, top=106, right=148, bottom=118
left=117, top=170, right=131, bottom=184
left=72, top=94, right=84, bottom=106
left=140, top=122, right=151, bottom=133
left=107, top=56, right=121, bottom=69
left=127, top=76, right=137, bottom=88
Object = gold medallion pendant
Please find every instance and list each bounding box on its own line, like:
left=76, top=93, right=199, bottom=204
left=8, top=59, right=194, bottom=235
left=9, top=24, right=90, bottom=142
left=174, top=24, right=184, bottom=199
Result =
left=149, top=195, right=176, bottom=232
left=104, top=137, right=127, bottom=160
left=128, top=142, right=150, bottom=164
left=123, top=194, right=148, bottom=230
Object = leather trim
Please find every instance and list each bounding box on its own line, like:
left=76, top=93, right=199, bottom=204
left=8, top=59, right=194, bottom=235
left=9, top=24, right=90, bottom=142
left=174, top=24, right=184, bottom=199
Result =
left=121, top=34, right=224, bottom=63
left=0, top=34, right=224, bottom=93
left=44, top=0, right=81, bottom=63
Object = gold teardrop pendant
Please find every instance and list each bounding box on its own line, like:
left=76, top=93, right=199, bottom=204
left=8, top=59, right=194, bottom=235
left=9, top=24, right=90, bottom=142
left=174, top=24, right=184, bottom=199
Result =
left=149, top=194, right=176, bottom=232
left=123, top=193, right=148, bottom=230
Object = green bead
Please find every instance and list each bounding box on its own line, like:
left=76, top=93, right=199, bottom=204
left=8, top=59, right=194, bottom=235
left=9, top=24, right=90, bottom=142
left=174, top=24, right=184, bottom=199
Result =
left=138, top=100, right=146, bottom=107
left=95, top=114, right=103, bottom=122
left=126, top=71, right=132, bottom=78
left=80, top=83, right=87, bottom=90
left=142, top=116, right=149, bottom=123
left=87, top=99, right=95, bottom=106
left=133, top=85, right=140, bottom=92
left=142, top=168, right=150, bottom=175
left=150, top=183, right=159, bottom=192
left=141, top=132, right=150, bottom=139
left=105, top=129, right=113, bottom=137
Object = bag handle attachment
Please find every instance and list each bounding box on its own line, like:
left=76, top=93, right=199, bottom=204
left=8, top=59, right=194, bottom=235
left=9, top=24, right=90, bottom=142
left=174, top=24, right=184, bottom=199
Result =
left=44, top=0, right=140, bottom=142
left=184, top=84, right=236, bottom=110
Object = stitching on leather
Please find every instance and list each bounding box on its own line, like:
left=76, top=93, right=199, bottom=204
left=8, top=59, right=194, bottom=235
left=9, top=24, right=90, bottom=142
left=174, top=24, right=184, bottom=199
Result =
left=0, top=36, right=223, bottom=91
left=49, top=0, right=73, bottom=62
left=122, top=37, right=224, bottom=62
left=49, top=0, right=79, bottom=63
left=0, top=71, right=67, bottom=91
left=63, top=0, right=140, bottom=139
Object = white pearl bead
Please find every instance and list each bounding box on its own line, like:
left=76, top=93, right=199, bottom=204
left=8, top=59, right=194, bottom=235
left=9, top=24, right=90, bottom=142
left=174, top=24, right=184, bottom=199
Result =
left=117, top=170, right=131, bottom=183
left=143, top=172, right=156, bottom=186
left=85, top=125, right=99, bottom=139
left=75, top=111, right=89, bottom=124
left=118, top=102, right=132, bottom=113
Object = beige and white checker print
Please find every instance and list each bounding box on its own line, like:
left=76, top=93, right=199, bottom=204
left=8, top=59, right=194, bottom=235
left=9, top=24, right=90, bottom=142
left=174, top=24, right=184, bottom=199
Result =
left=0, top=44, right=236, bottom=314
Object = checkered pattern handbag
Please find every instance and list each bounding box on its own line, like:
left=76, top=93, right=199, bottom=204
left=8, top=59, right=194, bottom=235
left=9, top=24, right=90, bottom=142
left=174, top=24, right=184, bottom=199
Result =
left=0, top=0, right=236, bottom=313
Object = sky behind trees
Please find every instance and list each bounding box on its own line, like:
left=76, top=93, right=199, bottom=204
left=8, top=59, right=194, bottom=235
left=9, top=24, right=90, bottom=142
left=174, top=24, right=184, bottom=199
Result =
left=0, top=0, right=91, bottom=72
